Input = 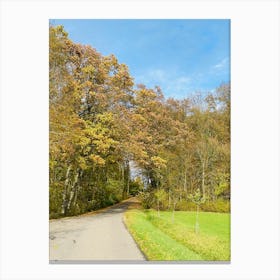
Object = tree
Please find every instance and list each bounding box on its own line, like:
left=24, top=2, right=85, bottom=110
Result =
left=49, top=25, right=135, bottom=217
left=49, top=24, right=230, bottom=218
left=188, top=188, right=206, bottom=233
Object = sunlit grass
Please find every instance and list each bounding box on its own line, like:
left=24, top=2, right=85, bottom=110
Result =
left=124, top=210, right=202, bottom=260
left=124, top=209, right=230, bottom=261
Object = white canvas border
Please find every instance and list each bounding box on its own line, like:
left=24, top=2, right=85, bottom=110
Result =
left=0, top=0, right=279, bottom=279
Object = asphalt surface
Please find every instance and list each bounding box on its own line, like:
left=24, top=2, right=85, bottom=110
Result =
left=49, top=198, right=145, bottom=262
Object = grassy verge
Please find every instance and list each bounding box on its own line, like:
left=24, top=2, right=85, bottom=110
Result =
left=124, top=210, right=202, bottom=260
left=124, top=209, right=230, bottom=261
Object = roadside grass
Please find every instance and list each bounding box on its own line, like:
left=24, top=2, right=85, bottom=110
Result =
left=124, top=209, right=230, bottom=261
left=124, top=210, right=202, bottom=260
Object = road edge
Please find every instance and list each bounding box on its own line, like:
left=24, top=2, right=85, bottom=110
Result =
left=122, top=210, right=148, bottom=261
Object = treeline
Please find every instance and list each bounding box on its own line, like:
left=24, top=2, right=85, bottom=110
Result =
left=49, top=25, right=230, bottom=218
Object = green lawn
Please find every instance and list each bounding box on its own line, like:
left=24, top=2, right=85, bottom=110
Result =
left=124, top=209, right=230, bottom=261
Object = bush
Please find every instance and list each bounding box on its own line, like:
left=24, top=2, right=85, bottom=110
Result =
left=149, top=197, right=230, bottom=213
left=137, top=191, right=155, bottom=209
left=176, top=200, right=197, bottom=211
left=49, top=212, right=62, bottom=219
left=201, top=199, right=230, bottom=213
left=67, top=204, right=82, bottom=216
left=49, top=182, right=64, bottom=219
left=129, top=180, right=143, bottom=196
left=175, top=198, right=230, bottom=213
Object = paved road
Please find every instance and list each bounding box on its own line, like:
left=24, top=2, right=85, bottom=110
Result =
left=49, top=198, right=145, bottom=262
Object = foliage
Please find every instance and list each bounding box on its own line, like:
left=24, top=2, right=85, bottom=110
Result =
left=176, top=199, right=230, bottom=213
left=188, top=188, right=206, bottom=205
left=187, top=188, right=205, bottom=233
left=129, top=180, right=143, bottom=196
left=49, top=25, right=230, bottom=218
left=137, top=191, right=230, bottom=213
left=201, top=199, right=230, bottom=213
left=137, top=191, right=155, bottom=209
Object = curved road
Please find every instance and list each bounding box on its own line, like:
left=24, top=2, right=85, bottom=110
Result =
left=49, top=198, right=145, bottom=263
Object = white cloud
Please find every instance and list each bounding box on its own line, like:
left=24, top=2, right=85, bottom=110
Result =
left=213, top=57, right=229, bottom=69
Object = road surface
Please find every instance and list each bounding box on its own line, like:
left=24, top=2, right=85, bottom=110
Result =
left=49, top=198, right=145, bottom=262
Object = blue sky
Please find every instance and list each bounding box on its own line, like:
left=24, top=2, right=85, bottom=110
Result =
left=52, top=19, right=230, bottom=99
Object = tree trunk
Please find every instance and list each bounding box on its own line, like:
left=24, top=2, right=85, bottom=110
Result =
left=195, top=205, right=199, bottom=234
left=120, top=163, right=125, bottom=199
left=127, top=179, right=130, bottom=196
left=73, top=170, right=83, bottom=208
left=202, top=161, right=205, bottom=197
left=172, top=202, right=176, bottom=223
left=157, top=199, right=160, bottom=217
left=61, top=165, right=71, bottom=215
left=126, top=160, right=130, bottom=196
left=183, top=169, right=187, bottom=199
left=168, top=189, right=171, bottom=210
left=67, top=168, right=80, bottom=211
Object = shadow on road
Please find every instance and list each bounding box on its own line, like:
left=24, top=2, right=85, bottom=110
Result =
left=97, top=197, right=141, bottom=216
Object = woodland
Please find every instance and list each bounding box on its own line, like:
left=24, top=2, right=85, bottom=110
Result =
left=49, top=25, right=230, bottom=218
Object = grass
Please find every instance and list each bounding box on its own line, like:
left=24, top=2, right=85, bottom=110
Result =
left=124, top=209, right=230, bottom=261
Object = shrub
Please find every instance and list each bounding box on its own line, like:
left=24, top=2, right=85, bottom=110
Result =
left=49, top=212, right=62, bottom=219
left=201, top=199, right=230, bottom=213
left=137, top=191, right=155, bottom=209
left=49, top=182, right=64, bottom=219
left=176, top=200, right=197, bottom=211
left=171, top=198, right=230, bottom=213
left=67, top=204, right=82, bottom=216
left=129, top=180, right=143, bottom=196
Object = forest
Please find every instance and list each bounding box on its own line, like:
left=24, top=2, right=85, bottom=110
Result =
left=49, top=25, right=230, bottom=219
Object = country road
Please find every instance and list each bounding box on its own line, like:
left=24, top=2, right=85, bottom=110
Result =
left=49, top=198, right=146, bottom=262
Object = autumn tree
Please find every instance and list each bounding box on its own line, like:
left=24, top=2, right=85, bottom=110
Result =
left=49, top=25, right=230, bottom=218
